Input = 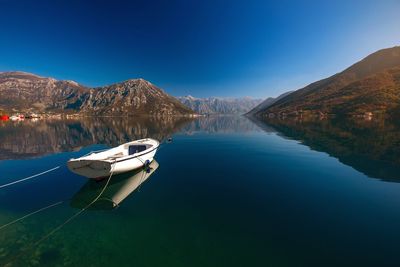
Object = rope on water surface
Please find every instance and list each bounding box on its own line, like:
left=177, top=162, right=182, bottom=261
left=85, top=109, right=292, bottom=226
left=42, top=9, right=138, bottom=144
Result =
left=0, top=201, right=63, bottom=231
left=33, top=158, right=118, bottom=246
left=0, top=137, right=167, bottom=190
left=0, top=166, right=60, bottom=189
left=0, top=166, right=62, bottom=231
left=0, top=156, right=123, bottom=232
left=4, top=159, right=119, bottom=265
left=0, top=138, right=165, bottom=231
left=2, top=139, right=168, bottom=263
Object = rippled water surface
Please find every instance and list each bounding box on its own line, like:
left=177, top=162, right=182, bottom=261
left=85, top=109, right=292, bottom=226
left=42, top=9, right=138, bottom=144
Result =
left=1, top=116, right=400, bottom=266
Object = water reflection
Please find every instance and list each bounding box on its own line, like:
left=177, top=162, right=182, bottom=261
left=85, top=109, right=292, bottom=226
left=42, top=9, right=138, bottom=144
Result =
left=0, top=159, right=159, bottom=265
left=0, top=116, right=261, bottom=160
left=2, top=116, right=400, bottom=266
left=2, top=115, right=399, bottom=183
left=252, top=117, right=400, bottom=182
left=71, top=160, right=159, bottom=210
left=0, top=117, right=192, bottom=160
left=180, top=115, right=261, bottom=134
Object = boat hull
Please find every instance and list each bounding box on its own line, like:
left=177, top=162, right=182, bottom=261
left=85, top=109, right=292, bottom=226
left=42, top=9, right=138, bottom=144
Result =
left=68, top=147, right=157, bottom=179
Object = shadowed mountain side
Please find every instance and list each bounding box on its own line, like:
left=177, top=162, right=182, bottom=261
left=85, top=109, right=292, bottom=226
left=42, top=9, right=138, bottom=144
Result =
left=0, top=117, right=193, bottom=160
left=254, top=117, right=400, bottom=182
left=252, top=46, right=400, bottom=117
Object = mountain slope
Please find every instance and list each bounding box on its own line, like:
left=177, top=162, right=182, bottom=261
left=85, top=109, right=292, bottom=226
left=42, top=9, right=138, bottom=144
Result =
left=246, top=91, right=293, bottom=115
left=177, top=96, right=262, bottom=114
left=0, top=71, right=87, bottom=111
left=80, top=79, right=194, bottom=116
left=254, top=46, right=400, bottom=117
left=0, top=72, right=194, bottom=116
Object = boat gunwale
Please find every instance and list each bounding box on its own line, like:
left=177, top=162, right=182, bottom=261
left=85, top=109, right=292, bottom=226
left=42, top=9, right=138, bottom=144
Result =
left=113, top=146, right=158, bottom=163
left=69, top=139, right=159, bottom=164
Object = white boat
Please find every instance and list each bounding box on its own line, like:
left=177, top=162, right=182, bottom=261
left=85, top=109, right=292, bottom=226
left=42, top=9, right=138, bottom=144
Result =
left=67, top=138, right=159, bottom=179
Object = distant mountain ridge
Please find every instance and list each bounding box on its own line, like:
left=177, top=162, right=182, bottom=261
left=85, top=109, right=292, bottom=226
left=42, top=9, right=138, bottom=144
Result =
left=0, top=71, right=194, bottom=116
left=177, top=95, right=262, bottom=114
left=250, top=46, right=400, bottom=117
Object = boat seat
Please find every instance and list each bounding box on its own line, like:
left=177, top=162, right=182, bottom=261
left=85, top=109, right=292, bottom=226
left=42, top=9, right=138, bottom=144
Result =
left=129, top=145, right=147, bottom=155
left=106, top=152, right=124, bottom=160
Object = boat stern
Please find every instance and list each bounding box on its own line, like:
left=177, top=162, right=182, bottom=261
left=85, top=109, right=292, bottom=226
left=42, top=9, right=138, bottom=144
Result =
left=67, top=159, right=112, bottom=179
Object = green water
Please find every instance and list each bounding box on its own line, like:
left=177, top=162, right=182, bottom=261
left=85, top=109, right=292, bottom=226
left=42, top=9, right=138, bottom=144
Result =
left=1, top=116, right=400, bottom=266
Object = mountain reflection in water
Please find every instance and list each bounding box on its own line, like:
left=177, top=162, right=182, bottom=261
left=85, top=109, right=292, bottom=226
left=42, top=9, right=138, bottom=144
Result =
left=1, top=115, right=399, bottom=182
left=2, top=115, right=400, bottom=266
left=252, top=117, right=400, bottom=182
left=0, top=116, right=260, bottom=160
left=0, top=117, right=192, bottom=160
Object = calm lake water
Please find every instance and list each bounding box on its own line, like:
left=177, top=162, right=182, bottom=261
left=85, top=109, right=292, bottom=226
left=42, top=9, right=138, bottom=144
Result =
left=1, top=116, right=400, bottom=266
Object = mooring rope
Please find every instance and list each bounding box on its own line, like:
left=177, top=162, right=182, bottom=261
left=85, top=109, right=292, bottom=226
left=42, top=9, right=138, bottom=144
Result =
left=0, top=201, right=63, bottom=231
left=0, top=166, right=60, bottom=189
left=135, top=156, right=149, bottom=192
left=3, top=139, right=169, bottom=264
left=4, top=159, right=118, bottom=265
left=0, top=139, right=165, bottom=232
left=33, top=158, right=118, bottom=246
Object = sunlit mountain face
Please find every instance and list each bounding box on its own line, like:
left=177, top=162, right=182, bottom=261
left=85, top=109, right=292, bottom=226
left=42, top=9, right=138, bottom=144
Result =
left=0, top=72, right=194, bottom=116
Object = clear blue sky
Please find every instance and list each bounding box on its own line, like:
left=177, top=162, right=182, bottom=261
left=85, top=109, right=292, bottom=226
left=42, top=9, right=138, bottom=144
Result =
left=0, top=0, right=399, bottom=98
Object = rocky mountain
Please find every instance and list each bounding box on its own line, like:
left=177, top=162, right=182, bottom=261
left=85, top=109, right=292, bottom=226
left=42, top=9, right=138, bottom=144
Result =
left=246, top=91, right=293, bottom=116
left=251, top=46, right=400, bottom=117
left=0, top=71, right=195, bottom=116
left=177, top=95, right=262, bottom=114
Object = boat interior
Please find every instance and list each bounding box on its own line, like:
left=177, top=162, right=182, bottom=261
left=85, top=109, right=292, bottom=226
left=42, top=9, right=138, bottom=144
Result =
left=104, top=143, right=153, bottom=160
